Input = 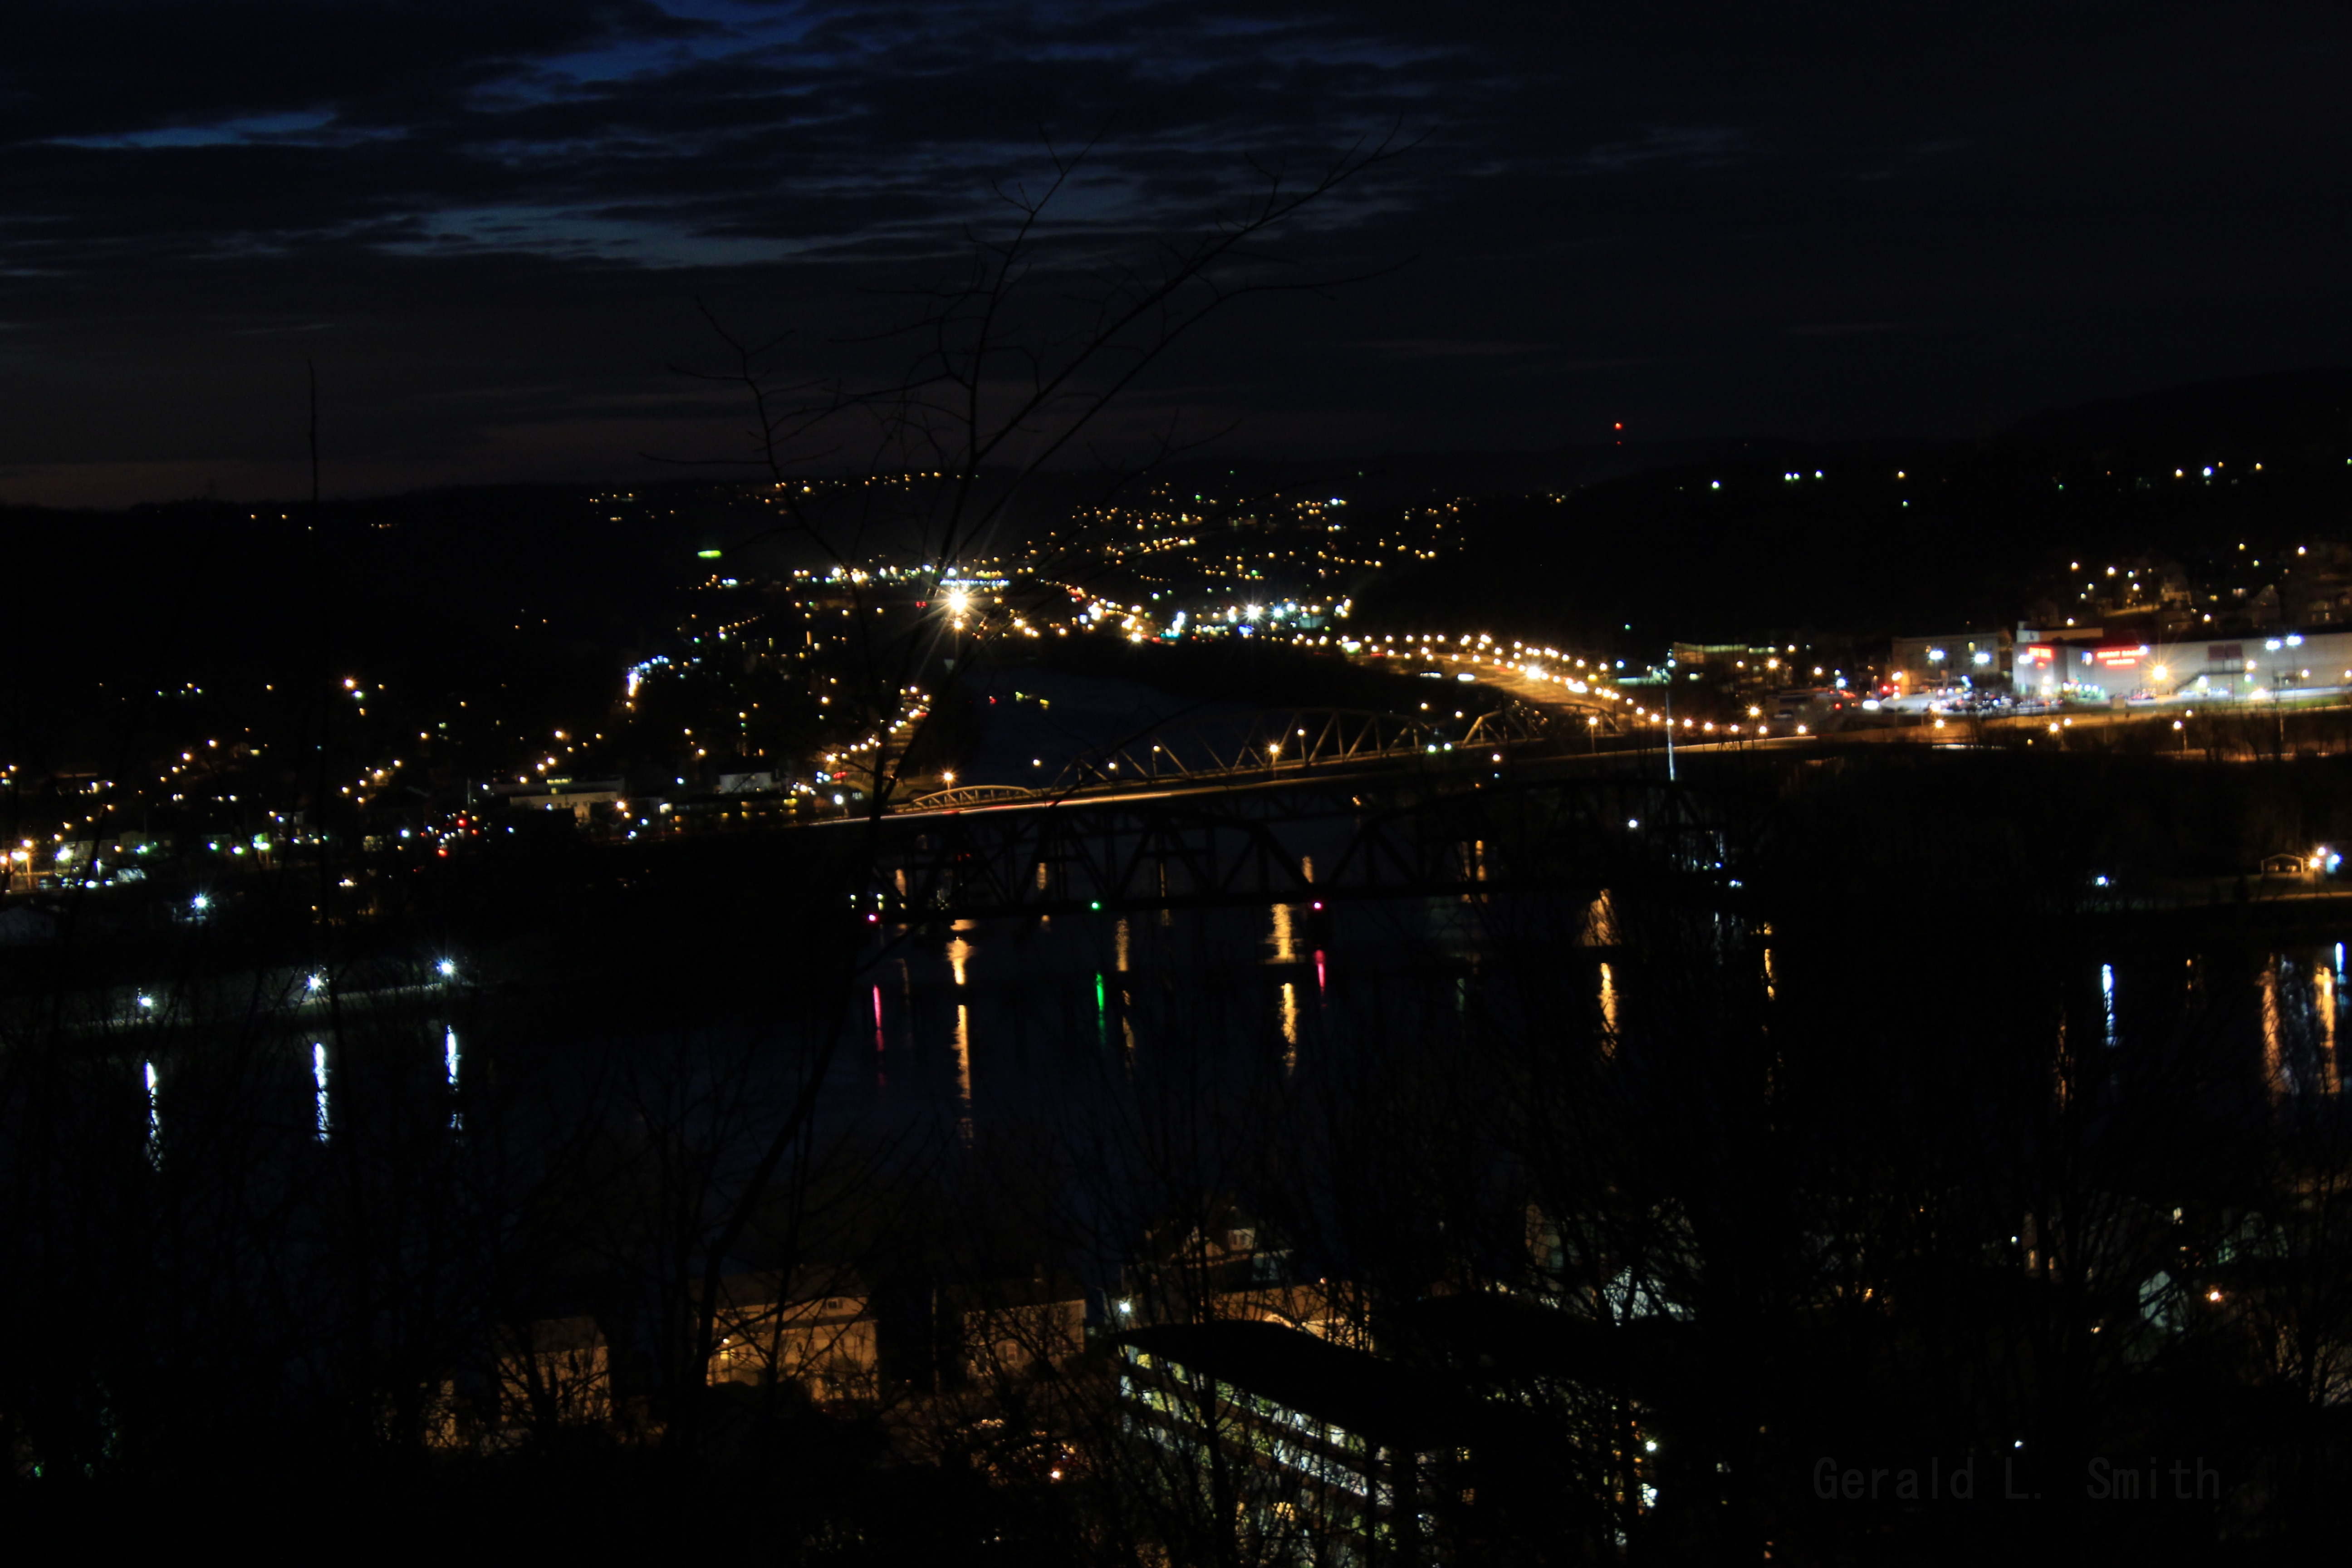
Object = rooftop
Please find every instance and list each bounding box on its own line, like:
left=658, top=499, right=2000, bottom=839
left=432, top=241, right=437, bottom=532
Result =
left=1121, top=1321, right=1491, bottom=1451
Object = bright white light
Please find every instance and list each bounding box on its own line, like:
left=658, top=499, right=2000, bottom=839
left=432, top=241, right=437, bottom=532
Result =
left=306, top=973, right=324, bottom=993
left=191, top=894, right=210, bottom=912
left=436, top=959, right=456, bottom=978
left=312, top=1043, right=331, bottom=1142
left=445, top=1027, right=461, bottom=1091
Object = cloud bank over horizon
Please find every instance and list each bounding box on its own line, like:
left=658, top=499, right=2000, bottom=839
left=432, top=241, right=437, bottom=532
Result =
left=4, top=1, right=2348, bottom=505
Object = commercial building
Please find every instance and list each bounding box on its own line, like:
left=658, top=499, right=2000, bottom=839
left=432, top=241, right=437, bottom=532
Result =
left=2012, top=627, right=2352, bottom=702
left=1117, top=1320, right=1521, bottom=1563
left=1886, top=630, right=2012, bottom=694
left=1663, top=643, right=1798, bottom=704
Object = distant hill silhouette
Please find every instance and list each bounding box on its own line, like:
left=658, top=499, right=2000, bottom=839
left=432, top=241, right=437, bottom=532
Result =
left=1994, top=367, right=2352, bottom=461
left=7, top=368, right=2349, bottom=766
left=1347, top=369, right=2352, bottom=652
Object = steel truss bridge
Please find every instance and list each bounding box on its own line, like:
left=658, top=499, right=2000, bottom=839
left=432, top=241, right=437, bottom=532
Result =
left=903, top=705, right=1553, bottom=813
left=863, top=771, right=1744, bottom=925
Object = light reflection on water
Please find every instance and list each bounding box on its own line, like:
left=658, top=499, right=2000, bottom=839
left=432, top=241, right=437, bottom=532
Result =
left=1582, top=892, right=1618, bottom=947
left=953, top=1001, right=972, bottom=1142
left=1270, top=903, right=1297, bottom=964
left=2261, top=951, right=2342, bottom=1099
left=806, top=898, right=2352, bottom=1140
left=2314, top=964, right=2333, bottom=1100
left=828, top=894, right=1519, bottom=1133
left=2103, top=945, right=2344, bottom=1105
left=174, top=902, right=2352, bottom=1158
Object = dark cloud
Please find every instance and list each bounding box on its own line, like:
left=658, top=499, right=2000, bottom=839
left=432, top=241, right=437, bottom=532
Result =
left=2, top=1, right=2348, bottom=502
left=5, top=2, right=712, bottom=141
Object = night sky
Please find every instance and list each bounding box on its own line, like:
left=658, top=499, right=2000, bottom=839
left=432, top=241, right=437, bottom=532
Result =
left=5, top=1, right=2348, bottom=506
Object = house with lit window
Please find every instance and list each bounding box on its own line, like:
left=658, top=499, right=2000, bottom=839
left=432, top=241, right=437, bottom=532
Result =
left=493, top=1314, right=612, bottom=1431
left=706, top=1266, right=879, bottom=1404
left=948, top=1270, right=1089, bottom=1384
left=1115, top=1201, right=1291, bottom=1322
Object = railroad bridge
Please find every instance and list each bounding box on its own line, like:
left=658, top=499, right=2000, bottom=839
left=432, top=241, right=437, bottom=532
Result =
left=904, top=703, right=1555, bottom=811
left=863, top=770, right=1746, bottom=925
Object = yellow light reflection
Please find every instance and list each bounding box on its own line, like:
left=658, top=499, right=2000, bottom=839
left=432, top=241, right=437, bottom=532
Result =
left=2323, top=963, right=2342, bottom=1095
left=2263, top=962, right=2285, bottom=1098
left=1585, top=891, right=1619, bottom=947
left=955, top=1003, right=973, bottom=1140
left=1271, top=904, right=1298, bottom=964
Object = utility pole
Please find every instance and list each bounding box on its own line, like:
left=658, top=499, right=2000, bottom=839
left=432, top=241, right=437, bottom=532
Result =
left=1664, top=672, right=1676, bottom=783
